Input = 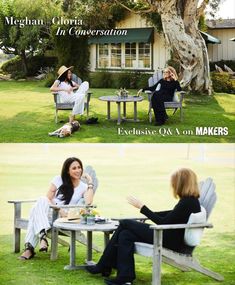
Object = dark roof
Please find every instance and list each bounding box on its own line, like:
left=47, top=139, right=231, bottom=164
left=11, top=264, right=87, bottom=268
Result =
left=207, top=19, right=235, bottom=29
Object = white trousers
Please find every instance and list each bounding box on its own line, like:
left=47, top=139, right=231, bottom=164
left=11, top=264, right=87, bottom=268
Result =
left=59, top=90, right=86, bottom=116
left=25, top=197, right=51, bottom=248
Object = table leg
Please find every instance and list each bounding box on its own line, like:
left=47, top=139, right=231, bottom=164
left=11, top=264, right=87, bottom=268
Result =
left=123, top=102, right=126, bottom=119
left=117, top=102, right=121, bottom=125
left=64, top=230, right=76, bottom=270
left=107, top=101, right=111, bottom=120
left=134, top=102, right=137, bottom=121
left=86, top=231, right=93, bottom=264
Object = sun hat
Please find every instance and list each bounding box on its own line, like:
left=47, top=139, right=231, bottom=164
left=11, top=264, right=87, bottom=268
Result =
left=55, top=209, right=80, bottom=223
left=57, top=65, right=74, bottom=79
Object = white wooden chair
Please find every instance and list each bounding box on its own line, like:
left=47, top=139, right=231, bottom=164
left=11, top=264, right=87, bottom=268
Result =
left=215, top=64, right=224, bottom=73
left=8, top=166, right=100, bottom=260
left=224, top=64, right=235, bottom=77
left=145, top=71, right=186, bottom=122
left=134, top=178, right=224, bottom=285
left=52, top=74, right=92, bottom=123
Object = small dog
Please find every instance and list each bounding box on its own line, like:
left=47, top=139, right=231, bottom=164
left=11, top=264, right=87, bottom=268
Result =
left=48, top=120, right=80, bottom=138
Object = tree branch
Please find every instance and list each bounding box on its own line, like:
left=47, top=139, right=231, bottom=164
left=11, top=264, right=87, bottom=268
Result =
left=197, top=0, right=209, bottom=18
left=113, top=0, right=158, bottom=14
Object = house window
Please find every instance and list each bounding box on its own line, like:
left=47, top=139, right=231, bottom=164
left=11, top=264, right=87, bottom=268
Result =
left=138, top=43, right=151, bottom=68
left=97, top=42, right=152, bottom=70
left=98, top=44, right=109, bottom=68
left=125, top=43, right=136, bottom=68
left=111, top=44, right=122, bottom=67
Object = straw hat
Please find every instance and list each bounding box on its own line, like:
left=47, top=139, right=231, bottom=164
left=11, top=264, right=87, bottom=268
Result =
left=57, top=65, right=74, bottom=79
left=56, top=209, right=80, bottom=223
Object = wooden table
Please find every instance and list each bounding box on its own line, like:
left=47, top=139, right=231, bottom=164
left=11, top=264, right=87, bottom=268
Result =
left=52, top=220, right=118, bottom=270
left=99, top=95, right=143, bottom=125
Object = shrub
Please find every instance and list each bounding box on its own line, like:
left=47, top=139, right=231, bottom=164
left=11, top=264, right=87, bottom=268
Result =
left=90, top=70, right=152, bottom=89
left=1, top=56, right=22, bottom=74
left=10, top=71, right=27, bottom=80
left=90, top=70, right=113, bottom=88
left=211, top=71, right=235, bottom=94
left=1, top=55, right=58, bottom=76
left=43, top=71, right=57, bottom=87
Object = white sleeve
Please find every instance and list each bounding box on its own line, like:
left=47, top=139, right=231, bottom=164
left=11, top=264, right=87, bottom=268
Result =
left=51, top=175, right=63, bottom=189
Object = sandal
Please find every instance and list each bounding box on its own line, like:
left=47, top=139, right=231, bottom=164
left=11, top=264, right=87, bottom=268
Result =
left=39, top=234, right=49, bottom=252
left=18, top=242, right=35, bottom=260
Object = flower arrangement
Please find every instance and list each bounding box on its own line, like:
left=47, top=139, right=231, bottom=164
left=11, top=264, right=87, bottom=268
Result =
left=79, top=207, right=100, bottom=224
left=79, top=208, right=99, bottom=218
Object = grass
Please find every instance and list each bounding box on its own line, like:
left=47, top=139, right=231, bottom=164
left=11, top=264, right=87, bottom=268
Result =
left=0, top=80, right=234, bottom=142
left=0, top=144, right=234, bottom=285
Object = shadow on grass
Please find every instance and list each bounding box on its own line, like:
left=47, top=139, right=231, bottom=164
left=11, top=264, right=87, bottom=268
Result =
left=0, top=232, right=234, bottom=285
left=0, top=82, right=234, bottom=142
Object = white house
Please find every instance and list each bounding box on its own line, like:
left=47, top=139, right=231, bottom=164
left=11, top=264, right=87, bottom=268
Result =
left=206, top=19, right=235, bottom=61
left=89, top=12, right=170, bottom=72
left=88, top=13, right=230, bottom=73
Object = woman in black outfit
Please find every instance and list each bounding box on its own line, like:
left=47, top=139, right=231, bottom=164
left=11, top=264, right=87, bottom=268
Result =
left=85, top=168, right=201, bottom=285
left=139, top=66, right=182, bottom=126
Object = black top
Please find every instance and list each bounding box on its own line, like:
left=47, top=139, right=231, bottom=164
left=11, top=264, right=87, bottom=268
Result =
left=143, top=79, right=182, bottom=100
left=140, top=196, right=200, bottom=253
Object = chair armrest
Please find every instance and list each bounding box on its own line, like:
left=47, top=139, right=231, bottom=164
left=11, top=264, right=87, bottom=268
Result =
left=50, top=204, right=97, bottom=210
left=8, top=199, right=37, bottom=204
left=177, top=91, right=186, bottom=103
left=150, top=223, right=213, bottom=230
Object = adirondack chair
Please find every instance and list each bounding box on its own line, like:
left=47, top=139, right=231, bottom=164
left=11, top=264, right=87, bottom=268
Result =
left=145, top=70, right=186, bottom=122
left=52, top=74, right=92, bottom=123
left=8, top=165, right=100, bottom=260
left=224, top=64, right=235, bottom=77
left=134, top=177, right=224, bottom=285
left=215, top=64, right=224, bottom=73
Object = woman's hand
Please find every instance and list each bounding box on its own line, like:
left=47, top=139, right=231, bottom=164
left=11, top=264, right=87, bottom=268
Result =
left=170, top=72, right=176, bottom=81
left=82, top=173, right=93, bottom=184
left=67, top=87, right=73, bottom=94
left=137, top=89, right=143, bottom=96
left=127, top=196, right=144, bottom=209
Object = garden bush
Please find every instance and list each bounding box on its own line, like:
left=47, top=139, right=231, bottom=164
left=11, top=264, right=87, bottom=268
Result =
left=90, top=71, right=152, bottom=89
left=211, top=71, right=235, bottom=94
left=90, top=70, right=114, bottom=88
left=1, top=55, right=58, bottom=76
left=43, top=71, right=57, bottom=87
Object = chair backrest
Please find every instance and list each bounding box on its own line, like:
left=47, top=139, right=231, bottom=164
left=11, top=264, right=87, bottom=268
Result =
left=224, top=64, right=234, bottom=73
left=148, top=70, right=163, bottom=87
left=77, top=165, right=98, bottom=206
left=72, top=73, right=82, bottom=85
left=199, top=177, right=217, bottom=219
left=215, top=64, right=224, bottom=73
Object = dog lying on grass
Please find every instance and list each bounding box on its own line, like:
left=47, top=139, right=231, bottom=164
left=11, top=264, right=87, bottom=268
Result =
left=48, top=120, right=80, bottom=138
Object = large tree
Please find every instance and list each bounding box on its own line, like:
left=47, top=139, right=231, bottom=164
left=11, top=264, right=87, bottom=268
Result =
left=0, top=0, right=59, bottom=74
left=105, top=0, right=221, bottom=94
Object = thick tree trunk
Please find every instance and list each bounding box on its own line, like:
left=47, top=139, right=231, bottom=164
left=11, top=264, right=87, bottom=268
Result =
left=20, top=50, right=28, bottom=75
left=158, top=0, right=212, bottom=94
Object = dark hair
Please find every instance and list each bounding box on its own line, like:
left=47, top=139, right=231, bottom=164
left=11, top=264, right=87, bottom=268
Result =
left=58, top=70, right=74, bottom=87
left=56, top=157, right=83, bottom=204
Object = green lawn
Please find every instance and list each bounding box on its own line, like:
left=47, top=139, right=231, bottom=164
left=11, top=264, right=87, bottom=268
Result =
left=0, top=144, right=234, bottom=285
left=0, top=81, right=234, bottom=142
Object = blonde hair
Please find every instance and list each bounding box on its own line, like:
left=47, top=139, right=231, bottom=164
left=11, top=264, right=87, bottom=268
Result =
left=171, top=168, right=199, bottom=199
left=164, top=66, right=178, bottom=80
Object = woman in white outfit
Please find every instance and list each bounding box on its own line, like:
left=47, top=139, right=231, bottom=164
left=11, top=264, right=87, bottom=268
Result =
left=19, top=157, right=94, bottom=260
left=50, top=65, right=89, bottom=123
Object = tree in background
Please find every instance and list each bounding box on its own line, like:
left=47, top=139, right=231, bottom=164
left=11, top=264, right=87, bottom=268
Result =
left=0, top=0, right=59, bottom=74
left=52, top=0, right=126, bottom=79
left=92, top=0, right=221, bottom=94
